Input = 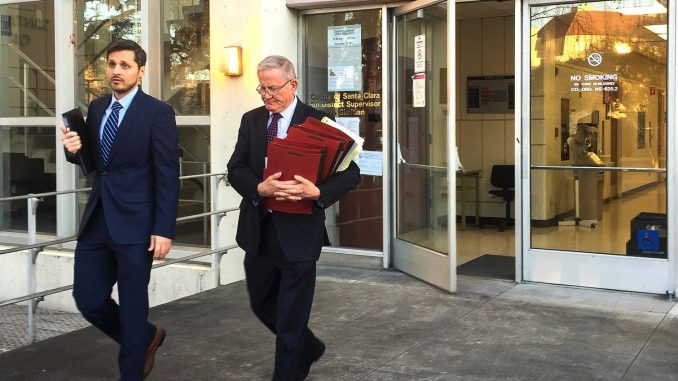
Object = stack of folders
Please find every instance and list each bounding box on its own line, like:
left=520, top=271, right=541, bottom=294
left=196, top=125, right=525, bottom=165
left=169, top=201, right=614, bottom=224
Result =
left=263, top=116, right=364, bottom=214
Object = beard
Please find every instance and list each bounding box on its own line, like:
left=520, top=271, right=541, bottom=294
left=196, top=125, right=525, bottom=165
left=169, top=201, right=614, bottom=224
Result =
left=110, top=79, right=137, bottom=96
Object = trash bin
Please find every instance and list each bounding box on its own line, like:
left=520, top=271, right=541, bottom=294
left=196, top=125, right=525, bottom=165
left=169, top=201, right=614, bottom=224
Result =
left=626, top=212, right=667, bottom=258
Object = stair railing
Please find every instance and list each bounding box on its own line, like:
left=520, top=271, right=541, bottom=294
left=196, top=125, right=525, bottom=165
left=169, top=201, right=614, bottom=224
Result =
left=0, top=172, right=234, bottom=344
left=0, top=44, right=56, bottom=117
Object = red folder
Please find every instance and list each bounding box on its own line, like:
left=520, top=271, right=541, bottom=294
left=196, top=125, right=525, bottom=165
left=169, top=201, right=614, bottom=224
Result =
left=300, top=117, right=355, bottom=172
left=270, top=137, right=329, bottom=182
left=262, top=141, right=324, bottom=214
left=286, top=126, right=343, bottom=180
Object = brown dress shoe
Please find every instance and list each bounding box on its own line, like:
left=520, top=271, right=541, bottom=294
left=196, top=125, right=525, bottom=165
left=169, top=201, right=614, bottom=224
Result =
left=143, top=327, right=166, bottom=379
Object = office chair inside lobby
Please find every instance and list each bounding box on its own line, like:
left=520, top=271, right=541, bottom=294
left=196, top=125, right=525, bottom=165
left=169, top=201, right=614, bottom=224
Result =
left=488, top=164, right=515, bottom=231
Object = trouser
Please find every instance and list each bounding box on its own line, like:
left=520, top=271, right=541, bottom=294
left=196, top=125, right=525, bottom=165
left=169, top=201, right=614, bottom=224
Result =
left=73, top=202, right=157, bottom=381
left=244, top=213, right=319, bottom=381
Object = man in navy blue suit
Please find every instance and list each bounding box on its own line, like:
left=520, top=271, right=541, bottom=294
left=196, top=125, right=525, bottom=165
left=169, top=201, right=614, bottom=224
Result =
left=227, top=55, right=361, bottom=381
left=59, top=40, right=179, bottom=381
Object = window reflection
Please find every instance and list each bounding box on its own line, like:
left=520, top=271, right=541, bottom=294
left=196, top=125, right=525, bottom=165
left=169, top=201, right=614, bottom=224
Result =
left=161, top=0, right=210, bottom=115
left=76, top=0, right=141, bottom=106
left=304, top=9, right=384, bottom=251
left=529, top=1, right=667, bottom=256
left=0, top=126, right=56, bottom=235
left=0, top=0, right=55, bottom=117
left=175, top=125, right=211, bottom=247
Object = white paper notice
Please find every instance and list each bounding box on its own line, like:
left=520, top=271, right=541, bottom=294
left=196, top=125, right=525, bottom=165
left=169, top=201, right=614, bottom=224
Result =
left=414, top=34, right=426, bottom=73
left=328, top=25, right=362, bottom=92
left=335, top=117, right=360, bottom=137
left=412, top=73, right=426, bottom=108
left=356, top=150, right=383, bottom=177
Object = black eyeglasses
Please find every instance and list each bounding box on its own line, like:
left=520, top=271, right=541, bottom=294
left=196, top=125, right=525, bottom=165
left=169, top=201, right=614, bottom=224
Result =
left=255, top=80, right=292, bottom=96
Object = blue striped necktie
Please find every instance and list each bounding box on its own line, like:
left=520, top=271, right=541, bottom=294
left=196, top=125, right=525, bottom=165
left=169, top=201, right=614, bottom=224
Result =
left=101, top=101, right=123, bottom=164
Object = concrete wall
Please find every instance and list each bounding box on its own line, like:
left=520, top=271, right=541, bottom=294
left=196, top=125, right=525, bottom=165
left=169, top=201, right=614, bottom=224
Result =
left=0, top=248, right=227, bottom=313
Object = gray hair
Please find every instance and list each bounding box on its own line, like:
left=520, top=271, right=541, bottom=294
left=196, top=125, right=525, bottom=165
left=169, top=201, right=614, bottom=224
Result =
left=257, top=55, right=297, bottom=80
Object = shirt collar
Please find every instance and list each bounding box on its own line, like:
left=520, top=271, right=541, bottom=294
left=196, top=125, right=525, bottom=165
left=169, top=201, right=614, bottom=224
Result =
left=109, top=86, right=139, bottom=110
left=272, top=96, right=298, bottom=121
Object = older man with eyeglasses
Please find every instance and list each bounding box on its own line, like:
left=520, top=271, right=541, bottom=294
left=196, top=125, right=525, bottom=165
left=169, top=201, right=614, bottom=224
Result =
left=227, top=55, right=360, bottom=381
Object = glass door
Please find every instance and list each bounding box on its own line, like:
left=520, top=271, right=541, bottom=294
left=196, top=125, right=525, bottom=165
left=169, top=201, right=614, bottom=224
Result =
left=392, top=0, right=455, bottom=291
left=523, top=0, right=674, bottom=293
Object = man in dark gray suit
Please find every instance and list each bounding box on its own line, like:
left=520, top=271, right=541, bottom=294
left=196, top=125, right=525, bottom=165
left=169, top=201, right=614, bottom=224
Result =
left=227, top=55, right=360, bottom=381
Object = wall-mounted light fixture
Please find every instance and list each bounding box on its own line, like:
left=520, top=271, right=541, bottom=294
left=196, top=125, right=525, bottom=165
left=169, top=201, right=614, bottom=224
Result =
left=224, top=46, right=242, bottom=76
left=614, top=41, right=632, bottom=54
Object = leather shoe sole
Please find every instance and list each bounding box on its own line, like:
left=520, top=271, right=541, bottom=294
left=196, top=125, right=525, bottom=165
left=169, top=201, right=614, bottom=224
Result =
left=143, top=327, right=166, bottom=379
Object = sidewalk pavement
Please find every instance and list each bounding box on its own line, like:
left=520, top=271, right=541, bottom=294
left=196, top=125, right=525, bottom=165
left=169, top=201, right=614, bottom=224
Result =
left=1, top=266, right=677, bottom=380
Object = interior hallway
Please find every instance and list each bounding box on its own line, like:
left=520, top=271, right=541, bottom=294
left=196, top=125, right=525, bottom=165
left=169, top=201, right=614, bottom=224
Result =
left=461, top=183, right=665, bottom=260
left=402, top=183, right=666, bottom=267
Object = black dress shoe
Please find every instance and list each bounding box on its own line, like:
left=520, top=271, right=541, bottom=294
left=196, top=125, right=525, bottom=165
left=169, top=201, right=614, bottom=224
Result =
left=297, top=339, right=325, bottom=380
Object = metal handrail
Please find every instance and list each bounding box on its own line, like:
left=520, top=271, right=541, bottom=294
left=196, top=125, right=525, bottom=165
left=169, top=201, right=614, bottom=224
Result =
left=151, top=245, right=238, bottom=270
left=530, top=165, right=666, bottom=173
left=0, top=44, right=56, bottom=85
left=6, top=76, right=56, bottom=117
left=0, top=187, right=91, bottom=203
left=0, top=172, right=233, bottom=342
left=176, top=208, right=236, bottom=223
left=0, top=244, right=239, bottom=308
left=179, top=142, right=201, bottom=162
left=0, top=172, right=227, bottom=203
left=0, top=236, right=76, bottom=256
left=400, top=162, right=447, bottom=171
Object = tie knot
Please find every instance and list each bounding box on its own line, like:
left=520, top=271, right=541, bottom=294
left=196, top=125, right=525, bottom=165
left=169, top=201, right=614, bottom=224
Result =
left=271, top=113, right=282, bottom=122
left=111, top=101, right=123, bottom=112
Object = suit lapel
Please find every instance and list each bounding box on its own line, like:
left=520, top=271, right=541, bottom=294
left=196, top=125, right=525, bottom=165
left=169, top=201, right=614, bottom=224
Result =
left=105, top=90, right=145, bottom=166
left=254, top=107, right=269, bottom=173
left=290, top=98, right=307, bottom=125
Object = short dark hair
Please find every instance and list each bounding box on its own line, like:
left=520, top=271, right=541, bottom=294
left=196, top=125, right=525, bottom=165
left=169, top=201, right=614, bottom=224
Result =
left=106, top=39, right=147, bottom=68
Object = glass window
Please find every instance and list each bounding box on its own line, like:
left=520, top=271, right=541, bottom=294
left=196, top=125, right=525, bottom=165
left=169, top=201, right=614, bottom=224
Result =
left=529, top=1, right=668, bottom=256
left=303, top=9, right=383, bottom=251
left=75, top=0, right=141, bottom=107
left=175, top=125, right=211, bottom=246
left=395, top=5, right=449, bottom=254
left=0, top=126, right=56, bottom=235
left=0, top=0, right=55, bottom=117
left=161, top=0, right=210, bottom=115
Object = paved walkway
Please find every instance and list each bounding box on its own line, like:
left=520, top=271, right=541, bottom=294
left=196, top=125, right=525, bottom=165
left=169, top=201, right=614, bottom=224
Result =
left=0, top=305, right=88, bottom=353
left=1, top=266, right=677, bottom=380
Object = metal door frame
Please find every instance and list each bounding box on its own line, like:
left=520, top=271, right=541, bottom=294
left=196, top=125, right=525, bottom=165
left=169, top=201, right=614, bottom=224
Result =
left=391, top=0, right=456, bottom=291
left=520, top=0, right=677, bottom=294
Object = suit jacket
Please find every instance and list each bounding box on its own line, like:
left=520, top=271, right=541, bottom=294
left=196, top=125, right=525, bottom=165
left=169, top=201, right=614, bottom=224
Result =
left=66, top=89, right=180, bottom=244
left=227, top=99, right=361, bottom=262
